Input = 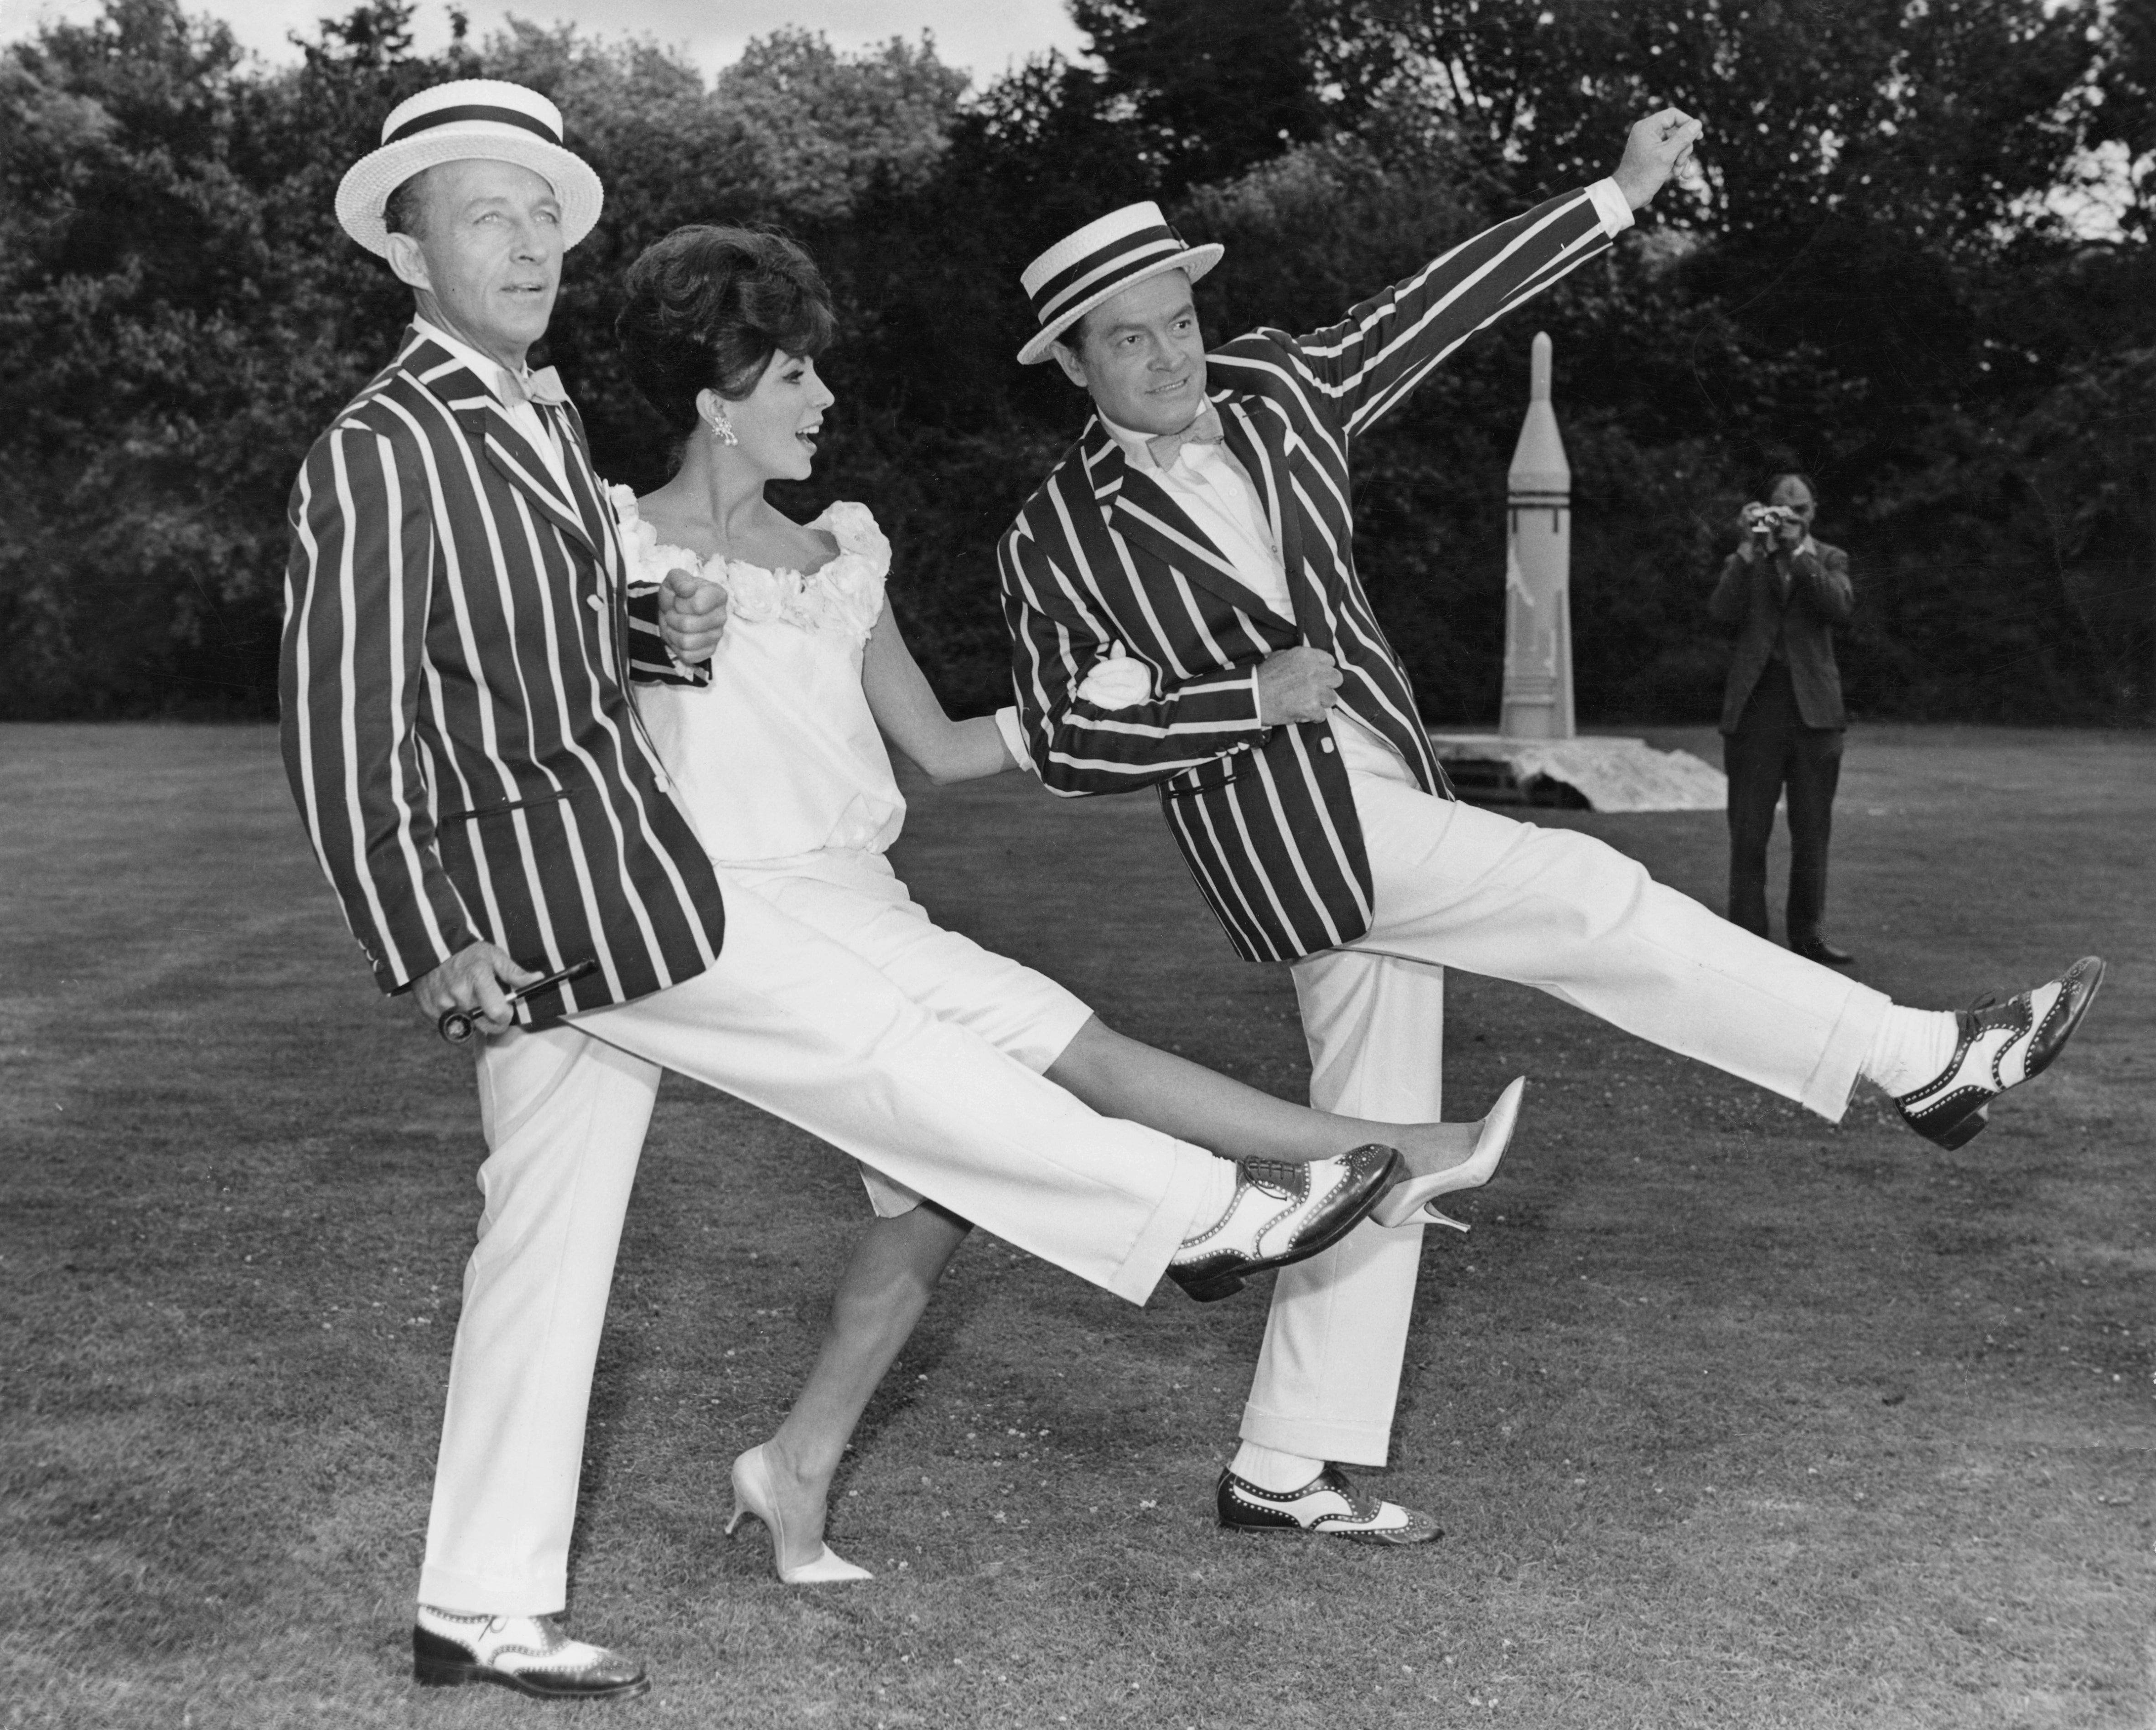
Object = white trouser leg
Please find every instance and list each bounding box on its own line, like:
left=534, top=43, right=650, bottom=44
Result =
left=736, top=852, right=1098, bottom=1220
left=420, top=880, right=1217, bottom=1615
left=1350, top=775, right=1890, bottom=1118
left=585, top=880, right=1210, bottom=1292
left=421, top=1022, right=660, bottom=1616
left=1239, top=948, right=1444, bottom=1466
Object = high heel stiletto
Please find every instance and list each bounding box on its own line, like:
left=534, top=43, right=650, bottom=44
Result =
left=1368, top=1077, right=1526, bottom=1231
left=725, top=1444, right=873, bottom=1585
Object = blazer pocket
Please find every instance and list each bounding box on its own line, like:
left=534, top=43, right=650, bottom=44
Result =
left=1161, top=747, right=1261, bottom=801
left=437, top=788, right=572, bottom=824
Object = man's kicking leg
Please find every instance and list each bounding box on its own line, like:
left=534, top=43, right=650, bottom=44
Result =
left=1343, top=772, right=2101, bottom=1143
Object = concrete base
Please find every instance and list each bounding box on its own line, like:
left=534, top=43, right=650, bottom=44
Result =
left=1428, top=733, right=1727, bottom=813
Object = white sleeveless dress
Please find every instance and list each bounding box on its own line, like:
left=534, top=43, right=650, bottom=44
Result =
left=617, top=490, right=1093, bottom=1214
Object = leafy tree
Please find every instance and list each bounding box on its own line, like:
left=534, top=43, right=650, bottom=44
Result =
left=0, top=0, right=2146, bottom=723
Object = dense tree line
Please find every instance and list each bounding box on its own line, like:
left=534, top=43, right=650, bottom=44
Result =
left=1, top=0, right=2150, bottom=723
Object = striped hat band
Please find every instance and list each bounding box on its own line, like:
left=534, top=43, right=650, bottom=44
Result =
left=1015, top=201, right=1223, bottom=366
left=385, top=102, right=561, bottom=146
left=1027, top=221, right=1188, bottom=326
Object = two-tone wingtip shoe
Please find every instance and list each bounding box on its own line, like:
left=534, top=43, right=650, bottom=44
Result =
left=1216, top=1465, right=1440, bottom=1545
left=412, top=1606, right=651, bottom=1701
left=1168, top=1145, right=1403, bottom=1303
left=1895, top=955, right=2106, bottom=1150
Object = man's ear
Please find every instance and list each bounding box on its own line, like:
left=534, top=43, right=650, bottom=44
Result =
left=385, top=230, right=433, bottom=295
left=1050, top=341, right=1089, bottom=390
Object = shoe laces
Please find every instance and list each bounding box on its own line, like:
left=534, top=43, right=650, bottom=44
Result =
left=1240, top=1159, right=1305, bottom=1199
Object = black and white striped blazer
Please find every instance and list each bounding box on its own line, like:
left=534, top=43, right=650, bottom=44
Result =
left=280, top=328, right=725, bottom=1023
left=1000, top=186, right=1619, bottom=963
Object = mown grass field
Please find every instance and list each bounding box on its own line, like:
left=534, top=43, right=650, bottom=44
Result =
left=3, top=721, right=2151, bottom=1729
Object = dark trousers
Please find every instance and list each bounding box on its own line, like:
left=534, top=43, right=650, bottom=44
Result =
left=1722, top=660, right=1844, bottom=944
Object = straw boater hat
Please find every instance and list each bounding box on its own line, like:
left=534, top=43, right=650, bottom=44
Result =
left=1016, top=202, right=1223, bottom=365
left=335, top=79, right=604, bottom=258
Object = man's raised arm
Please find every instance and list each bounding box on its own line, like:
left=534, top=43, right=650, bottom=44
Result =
left=1253, top=109, right=1703, bottom=442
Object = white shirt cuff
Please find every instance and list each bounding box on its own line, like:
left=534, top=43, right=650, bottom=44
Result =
left=993, top=706, right=1036, bottom=775
left=1587, top=177, right=1636, bottom=238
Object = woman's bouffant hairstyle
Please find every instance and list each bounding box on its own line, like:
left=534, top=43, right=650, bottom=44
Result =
left=615, top=225, right=836, bottom=439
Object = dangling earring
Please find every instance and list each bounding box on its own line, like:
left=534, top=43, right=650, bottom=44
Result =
left=707, top=413, right=739, bottom=448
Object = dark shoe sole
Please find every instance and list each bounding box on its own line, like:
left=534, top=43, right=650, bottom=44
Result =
left=1217, top=1516, right=1441, bottom=1545
left=414, top=1654, right=651, bottom=1701
left=1928, top=1103, right=1991, bottom=1150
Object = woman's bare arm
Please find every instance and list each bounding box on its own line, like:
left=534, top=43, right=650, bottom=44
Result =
left=861, top=602, right=1020, bottom=784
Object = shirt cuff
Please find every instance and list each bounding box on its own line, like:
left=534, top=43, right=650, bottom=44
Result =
left=993, top=706, right=1036, bottom=775
left=1587, top=178, right=1636, bottom=239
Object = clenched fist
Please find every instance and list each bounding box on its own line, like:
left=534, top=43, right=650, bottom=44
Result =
left=1611, top=108, right=1704, bottom=211
left=658, top=566, right=730, bottom=663
left=1255, top=645, right=1342, bottom=726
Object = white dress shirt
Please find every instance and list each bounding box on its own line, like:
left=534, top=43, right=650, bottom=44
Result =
left=413, top=316, right=570, bottom=495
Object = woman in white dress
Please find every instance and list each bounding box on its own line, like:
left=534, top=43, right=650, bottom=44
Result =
left=614, top=225, right=1524, bottom=1581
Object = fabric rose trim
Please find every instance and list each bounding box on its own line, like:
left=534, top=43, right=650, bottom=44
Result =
left=602, top=485, right=890, bottom=645
left=1076, top=642, right=1153, bottom=710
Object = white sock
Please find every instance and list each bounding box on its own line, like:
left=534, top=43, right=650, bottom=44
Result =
left=1232, top=1441, right=1324, bottom=1493
left=1861, top=1005, right=1961, bottom=1097
left=1175, top=1159, right=1240, bottom=1254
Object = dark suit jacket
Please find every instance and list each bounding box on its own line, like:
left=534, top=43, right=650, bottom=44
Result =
left=280, top=328, right=728, bottom=1024
left=1708, top=537, right=1853, bottom=732
left=1000, top=185, right=1621, bottom=964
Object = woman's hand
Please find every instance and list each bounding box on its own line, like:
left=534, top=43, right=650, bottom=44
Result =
left=658, top=567, right=729, bottom=663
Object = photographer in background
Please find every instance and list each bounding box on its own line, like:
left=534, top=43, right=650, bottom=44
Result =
left=1709, top=472, right=1856, bottom=966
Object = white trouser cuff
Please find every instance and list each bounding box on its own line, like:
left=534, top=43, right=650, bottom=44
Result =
left=416, top=1560, right=565, bottom=1619
left=1801, top=977, right=1894, bottom=1120
left=1238, top=1405, right=1395, bottom=1469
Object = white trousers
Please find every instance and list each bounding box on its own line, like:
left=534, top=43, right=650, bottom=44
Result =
left=419, top=875, right=1213, bottom=1616
left=732, top=850, right=1094, bottom=1218
left=1240, top=725, right=1892, bottom=1465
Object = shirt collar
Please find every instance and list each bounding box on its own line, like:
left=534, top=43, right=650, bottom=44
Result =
left=414, top=316, right=532, bottom=405
left=1099, top=411, right=1166, bottom=473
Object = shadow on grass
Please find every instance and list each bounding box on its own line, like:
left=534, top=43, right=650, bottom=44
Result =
left=2, top=721, right=2152, bottom=1728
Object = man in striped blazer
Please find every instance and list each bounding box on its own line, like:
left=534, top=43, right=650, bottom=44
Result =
left=998, top=109, right=2103, bottom=1540
left=284, top=80, right=1400, bottom=1699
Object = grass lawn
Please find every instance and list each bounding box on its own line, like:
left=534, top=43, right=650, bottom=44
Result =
left=3, top=720, right=2151, bottom=1729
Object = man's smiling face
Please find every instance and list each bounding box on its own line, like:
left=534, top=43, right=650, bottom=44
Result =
left=386, top=157, right=564, bottom=370
left=1052, top=269, right=1208, bottom=437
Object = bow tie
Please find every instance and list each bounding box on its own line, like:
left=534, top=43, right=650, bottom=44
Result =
left=498, top=365, right=568, bottom=409
left=1145, top=401, right=1224, bottom=471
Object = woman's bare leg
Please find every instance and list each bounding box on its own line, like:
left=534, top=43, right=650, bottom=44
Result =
left=1047, top=1017, right=1484, bottom=1171
left=754, top=1200, right=970, bottom=1569
left=749, top=1020, right=1505, bottom=1559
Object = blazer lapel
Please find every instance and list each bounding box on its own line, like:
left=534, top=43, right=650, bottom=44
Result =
left=405, top=335, right=598, bottom=559
left=1091, top=416, right=1280, bottom=622
left=1217, top=397, right=1325, bottom=638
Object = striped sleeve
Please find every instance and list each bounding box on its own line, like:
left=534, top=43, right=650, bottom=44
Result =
left=624, top=585, right=711, bottom=687
left=999, top=514, right=1267, bottom=797
left=1283, top=185, right=1622, bottom=441
left=279, top=421, right=475, bottom=994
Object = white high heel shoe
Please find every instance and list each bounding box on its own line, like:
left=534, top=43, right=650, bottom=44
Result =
left=1368, top=1077, right=1526, bottom=1231
left=725, top=1444, right=872, bottom=1585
